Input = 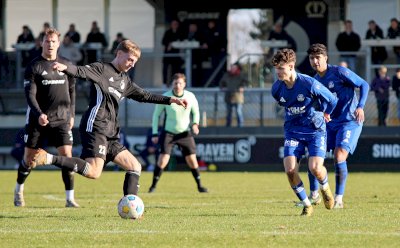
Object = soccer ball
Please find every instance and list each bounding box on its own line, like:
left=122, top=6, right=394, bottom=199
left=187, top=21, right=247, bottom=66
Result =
left=117, top=194, right=144, bottom=220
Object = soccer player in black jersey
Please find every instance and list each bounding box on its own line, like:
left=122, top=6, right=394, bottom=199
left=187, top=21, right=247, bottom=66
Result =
left=28, top=39, right=187, bottom=203
left=15, top=28, right=79, bottom=208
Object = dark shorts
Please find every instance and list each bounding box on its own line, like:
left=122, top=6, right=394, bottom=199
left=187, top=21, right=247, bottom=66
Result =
left=80, top=131, right=126, bottom=164
left=160, top=131, right=196, bottom=156
left=25, top=122, right=73, bottom=148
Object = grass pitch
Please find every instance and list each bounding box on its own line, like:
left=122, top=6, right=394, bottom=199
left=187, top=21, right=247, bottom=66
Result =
left=0, top=170, right=399, bottom=248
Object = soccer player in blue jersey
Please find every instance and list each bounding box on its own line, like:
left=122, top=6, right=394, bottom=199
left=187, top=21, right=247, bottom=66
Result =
left=271, top=48, right=338, bottom=216
left=305, top=43, right=369, bottom=209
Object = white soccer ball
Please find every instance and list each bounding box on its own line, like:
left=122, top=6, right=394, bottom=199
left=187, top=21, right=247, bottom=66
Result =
left=117, top=194, right=144, bottom=220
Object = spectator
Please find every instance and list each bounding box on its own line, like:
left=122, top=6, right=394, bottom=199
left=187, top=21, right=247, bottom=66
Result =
left=65, top=23, right=83, bottom=65
left=65, top=23, right=81, bottom=43
left=219, top=63, right=249, bottom=127
left=58, top=35, right=83, bottom=65
left=161, top=19, right=183, bottom=87
left=16, top=25, right=35, bottom=67
left=387, top=18, right=400, bottom=64
left=0, top=46, right=9, bottom=84
left=268, top=21, right=297, bottom=51
left=185, top=23, right=207, bottom=87
left=335, top=20, right=361, bottom=72
left=111, top=32, right=126, bottom=55
left=85, top=21, right=108, bottom=63
left=365, top=20, right=387, bottom=77
left=371, top=66, right=390, bottom=126
left=391, top=68, right=400, bottom=121
left=203, top=20, right=227, bottom=86
left=338, top=61, right=348, bottom=68
left=28, top=38, right=42, bottom=62
left=38, top=22, right=51, bottom=41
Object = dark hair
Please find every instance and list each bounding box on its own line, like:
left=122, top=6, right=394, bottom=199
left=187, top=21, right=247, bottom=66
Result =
left=271, top=48, right=296, bottom=66
left=307, top=43, right=328, bottom=56
left=172, top=73, right=186, bottom=83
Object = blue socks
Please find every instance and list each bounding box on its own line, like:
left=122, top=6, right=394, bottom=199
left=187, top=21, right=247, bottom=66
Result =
left=335, top=161, right=348, bottom=195
left=292, top=181, right=308, bottom=201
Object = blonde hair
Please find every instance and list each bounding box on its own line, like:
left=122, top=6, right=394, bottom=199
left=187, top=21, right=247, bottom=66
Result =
left=116, top=40, right=141, bottom=58
left=43, top=28, right=60, bottom=41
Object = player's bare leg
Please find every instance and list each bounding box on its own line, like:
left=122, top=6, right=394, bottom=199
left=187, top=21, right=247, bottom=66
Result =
left=113, top=150, right=142, bottom=196
left=309, top=156, right=334, bottom=210
left=284, top=156, right=313, bottom=216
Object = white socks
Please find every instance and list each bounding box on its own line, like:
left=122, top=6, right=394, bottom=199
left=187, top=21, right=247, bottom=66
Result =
left=66, top=190, right=75, bottom=201
left=15, top=183, right=24, bottom=193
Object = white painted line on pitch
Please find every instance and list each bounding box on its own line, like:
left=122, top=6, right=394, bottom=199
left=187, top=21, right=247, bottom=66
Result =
left=42, top=194, right=64, bottom=201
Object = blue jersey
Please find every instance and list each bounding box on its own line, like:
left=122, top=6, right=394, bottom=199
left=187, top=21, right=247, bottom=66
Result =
left=271, top=73, right=338, bottom=134
left=314, top=65, right=369, bottom=124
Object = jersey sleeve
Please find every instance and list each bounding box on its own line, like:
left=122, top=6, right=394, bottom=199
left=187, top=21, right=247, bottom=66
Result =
left=338, top=67, right=369, bottom=108
left=126, top=81, right=171, bottom=105
left=190, top=93, right=200, bottom=125
left=65, top=62, right=104, bottom=84
left=311, top=80, right=338, bottom=115
left=24, top=63, right=42, bottom=119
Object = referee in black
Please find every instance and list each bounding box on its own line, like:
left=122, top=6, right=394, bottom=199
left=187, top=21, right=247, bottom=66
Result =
left=30, top=39, right=187, bottom=202
left=15, top=28, right=79, bottom=208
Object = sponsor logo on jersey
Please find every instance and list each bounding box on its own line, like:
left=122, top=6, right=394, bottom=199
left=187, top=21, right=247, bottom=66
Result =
left=297, top=94, right=305, bottom=102
left=41, top=70, right=48, bottom=76
left=42, top=79, right=65, bottom=85
left=288, top=106, right=306, bottom=115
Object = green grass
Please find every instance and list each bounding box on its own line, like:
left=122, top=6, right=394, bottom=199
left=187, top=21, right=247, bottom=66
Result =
left=0, top=170, right=399, bottom=248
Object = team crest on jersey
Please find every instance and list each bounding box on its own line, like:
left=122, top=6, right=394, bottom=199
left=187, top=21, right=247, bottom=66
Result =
left=297, top=94, right=305, bottom=102
left=120, top=80, right=125, bottom=90
left=328, top=81, right=334, bottom=88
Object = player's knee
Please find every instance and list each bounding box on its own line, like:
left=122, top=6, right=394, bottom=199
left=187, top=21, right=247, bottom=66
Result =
left=285, top=169, right=296, bottom=178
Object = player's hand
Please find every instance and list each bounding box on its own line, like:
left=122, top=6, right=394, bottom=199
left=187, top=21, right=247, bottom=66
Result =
left=323, top=113, right=331, bottom=123
left=152, top=136, right=159, bottom=144
left=192, top=124, right=200, bottom=135
left=354, top=107, right=365, bottom=123
left=38, top=114, right=49, bottom=126
left=170, top=97, right=188, bottom=108
left=52, top=62, right=68, bottom=71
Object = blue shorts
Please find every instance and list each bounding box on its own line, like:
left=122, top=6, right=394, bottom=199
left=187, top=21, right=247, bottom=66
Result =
left=284, top=130, right=327, bottom=159
left=326, top=121, right=362, bottom=154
